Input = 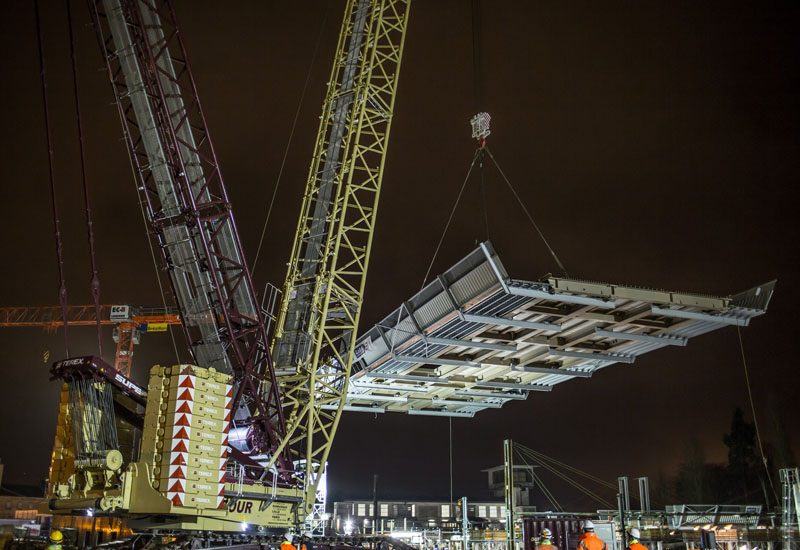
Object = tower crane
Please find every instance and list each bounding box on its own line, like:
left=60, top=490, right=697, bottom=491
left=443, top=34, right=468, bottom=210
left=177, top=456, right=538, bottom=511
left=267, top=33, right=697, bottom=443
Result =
left=0, top=304, right=180, bottom=376
left=43, top=0, right=411, bottom=537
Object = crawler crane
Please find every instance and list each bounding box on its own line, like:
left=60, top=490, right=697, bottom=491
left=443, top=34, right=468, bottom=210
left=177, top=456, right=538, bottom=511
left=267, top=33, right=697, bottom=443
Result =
left=39, top=1, right=774, bottom=546
left=43, top=0, right=410, bottom=539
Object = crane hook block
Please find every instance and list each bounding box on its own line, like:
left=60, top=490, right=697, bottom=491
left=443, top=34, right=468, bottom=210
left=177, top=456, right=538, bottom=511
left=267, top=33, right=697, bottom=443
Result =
left=470, top=112, right=491, bottom=143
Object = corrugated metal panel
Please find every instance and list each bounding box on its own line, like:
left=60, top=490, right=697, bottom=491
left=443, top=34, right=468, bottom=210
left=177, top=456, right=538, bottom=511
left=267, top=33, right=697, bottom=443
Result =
left=450, top=262, right=498, bottom=305
left=414, top=292, right=453, bottom=330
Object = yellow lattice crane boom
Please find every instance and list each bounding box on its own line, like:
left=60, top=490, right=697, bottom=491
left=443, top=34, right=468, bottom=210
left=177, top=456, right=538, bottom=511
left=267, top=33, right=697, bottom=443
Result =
left=271, top=0, right=411, bottom=517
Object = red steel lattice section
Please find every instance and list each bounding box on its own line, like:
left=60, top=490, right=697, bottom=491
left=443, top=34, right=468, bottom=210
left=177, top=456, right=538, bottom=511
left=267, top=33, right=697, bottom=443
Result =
left=88, top=0, right=291, bottom=481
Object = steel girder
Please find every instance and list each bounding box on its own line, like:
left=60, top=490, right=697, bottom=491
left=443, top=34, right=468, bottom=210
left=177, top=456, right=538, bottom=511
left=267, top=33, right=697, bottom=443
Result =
left=0, top=304, right=119, bottom=328
left=271, top=0, right=410, bottom=515
left=89, top=0, right=292, bottom=480
left=113, top=321, right=137, bottom=377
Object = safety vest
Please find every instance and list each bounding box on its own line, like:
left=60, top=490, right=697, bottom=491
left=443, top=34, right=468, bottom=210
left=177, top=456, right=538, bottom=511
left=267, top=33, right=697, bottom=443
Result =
left=538, top=542, right=557, bottom=550
left=281, top=542, right=296, bottom=550
left=628, top=542, right=647, bottom=550
left=578, top=533, right=607, bottom=550
left=46, top=544, right=62, bottom=550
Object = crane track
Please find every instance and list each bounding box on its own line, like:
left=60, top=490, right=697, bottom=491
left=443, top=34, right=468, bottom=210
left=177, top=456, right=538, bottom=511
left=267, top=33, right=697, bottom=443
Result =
left=8, top=534, right=415, bottom=550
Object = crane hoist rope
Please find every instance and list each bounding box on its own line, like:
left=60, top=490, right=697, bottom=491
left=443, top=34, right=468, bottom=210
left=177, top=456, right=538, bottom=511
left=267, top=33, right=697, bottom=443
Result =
left=34, top=0, right=72, bottom=359
left=420, top=148, right=481, bottom=290
left=483, top=146, right=570, bottom=277
left=252, top=4, right=332, bottom=277
left=67, top=0, right=104, bottom=358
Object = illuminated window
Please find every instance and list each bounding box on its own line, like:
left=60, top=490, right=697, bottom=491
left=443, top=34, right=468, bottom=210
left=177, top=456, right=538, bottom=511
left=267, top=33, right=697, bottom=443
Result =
left=441, top=504, right=450, bottom=517
left=381, top=504, right=389, bottom=517
left=478, top=505, right=487, bottom=518
left=357, top=503, right=366, bottom=516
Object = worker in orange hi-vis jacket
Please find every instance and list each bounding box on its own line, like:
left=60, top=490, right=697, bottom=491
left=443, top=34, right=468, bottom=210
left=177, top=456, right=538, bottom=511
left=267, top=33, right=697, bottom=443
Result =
left=627, top=528, right=647, bottom=550
left=537, top=528, right=558, bottom=550
left=577, top=521, right=607, bottom=550
left=280, top=533, right=296, bottom=550
left=298, top=533, right=313, bottom=550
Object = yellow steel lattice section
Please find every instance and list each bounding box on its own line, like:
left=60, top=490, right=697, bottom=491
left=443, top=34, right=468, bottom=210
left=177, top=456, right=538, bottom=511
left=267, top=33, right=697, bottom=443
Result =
left=271, top=0, right=410, bottom=514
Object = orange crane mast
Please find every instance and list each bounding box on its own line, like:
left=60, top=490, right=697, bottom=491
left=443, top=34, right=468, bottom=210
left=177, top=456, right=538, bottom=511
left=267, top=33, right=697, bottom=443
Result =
left=0, top=304, right=180, bottom=376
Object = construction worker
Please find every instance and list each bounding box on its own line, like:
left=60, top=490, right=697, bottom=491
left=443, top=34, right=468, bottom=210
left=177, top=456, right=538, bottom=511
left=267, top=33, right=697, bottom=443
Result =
left=280, top=532, right=296, bottom=550
left=298, top=533, right=312, bottom=550
left=577, top=521, right=606, bottom=550
left=627, top=528, right=646, bottom=550
left=46, top=530, right=64, bottom=550
left=537, top=528, right=558, bottom=550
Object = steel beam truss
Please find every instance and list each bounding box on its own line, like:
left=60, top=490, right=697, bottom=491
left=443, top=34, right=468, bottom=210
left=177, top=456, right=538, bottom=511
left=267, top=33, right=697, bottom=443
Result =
left=113, top=321, right=137, bottom=377
left=272, top=0, right=410, bottom=514
left=88, top=0, right=291, bottom=479
left=0, top=304, right=119, bottom=329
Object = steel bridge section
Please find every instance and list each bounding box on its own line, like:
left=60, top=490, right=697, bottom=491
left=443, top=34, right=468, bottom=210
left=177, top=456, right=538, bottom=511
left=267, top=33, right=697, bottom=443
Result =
left=348, top=241, right=775, bottom=416
left=89, top=0, right=291, bottom=478
left=271, top=0, right=411, bottom=514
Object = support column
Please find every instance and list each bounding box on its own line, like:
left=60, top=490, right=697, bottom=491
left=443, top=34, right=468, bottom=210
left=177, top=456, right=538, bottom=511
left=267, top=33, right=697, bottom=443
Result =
left=113, top=321, right=137, bottom=377
left=504, top=440, right=515, bottom=550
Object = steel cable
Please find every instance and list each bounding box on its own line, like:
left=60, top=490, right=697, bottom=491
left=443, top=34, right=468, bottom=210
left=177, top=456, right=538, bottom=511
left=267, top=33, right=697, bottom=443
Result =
left=479, top=149, right=489, bottom=241
left=471, top=1, right=490, bottom=242
left=35, top=0, right=71, bottom=358
left=533, top=471, right=564, bottom=512
left=67, top=0, right=103, bottom=357
left=518, top=447, right=615, bottom=508
left=484, top=146, right=569, bottom=277
left=517, top=443, right=619, bottom=490
left=420, top=148, right=482, bottom=289
left=471, top=0, right=483, bottom=111
left=515, top=449, right=563, bottom=511
left=252, top=4, right=331, bottom=276
left=68, top=379, right=119, bottom=460
left=737, top=326, right=780, bottom=504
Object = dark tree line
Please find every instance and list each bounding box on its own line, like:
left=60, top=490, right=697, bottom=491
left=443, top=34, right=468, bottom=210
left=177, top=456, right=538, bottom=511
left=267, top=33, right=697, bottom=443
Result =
left=654, top=406, right=796, bottom=507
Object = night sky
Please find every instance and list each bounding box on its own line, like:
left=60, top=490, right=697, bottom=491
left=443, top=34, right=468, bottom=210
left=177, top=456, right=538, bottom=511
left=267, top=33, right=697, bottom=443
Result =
left=1, top=1, right=798, bottom=511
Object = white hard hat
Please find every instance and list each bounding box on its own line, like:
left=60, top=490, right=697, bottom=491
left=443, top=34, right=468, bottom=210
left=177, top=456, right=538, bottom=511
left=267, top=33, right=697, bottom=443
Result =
left=285, top=533, right=294, bottom=543
left=582, top=520, right=595, bottom=532
left=542, top=528, right=552, bottom=537
left=630, top=528, right=641, bottom=540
